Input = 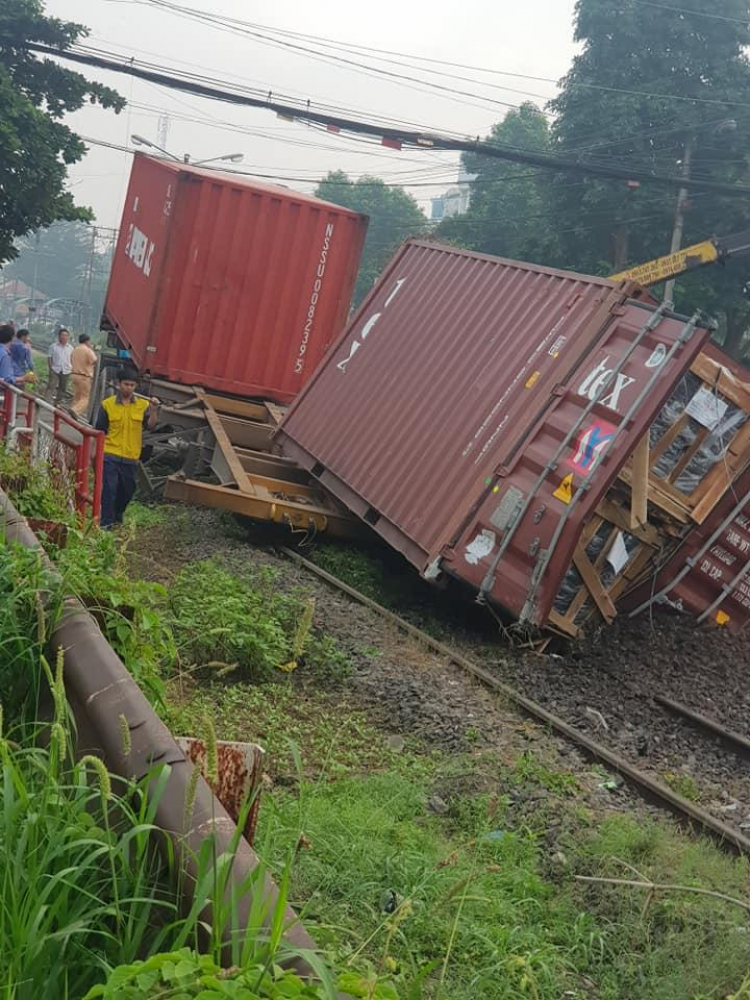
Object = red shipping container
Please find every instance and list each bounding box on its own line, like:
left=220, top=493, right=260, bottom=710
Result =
left=103, top=154, right=368, bottom=403
left=277, top=241, right=712, bottom=629
left=622, top=463, right=750, bottom=634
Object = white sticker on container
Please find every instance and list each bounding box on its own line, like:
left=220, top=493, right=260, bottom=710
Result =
left=606, top=531, right=630, bottom=576
left=464, top=529, right=496, bottom=566
left=685, top=386, right=729, bottom=431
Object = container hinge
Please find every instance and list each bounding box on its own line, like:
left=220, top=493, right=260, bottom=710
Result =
left=146, top=346, right=157, bottom=353
left=528, top=537, right=540, bottom=557
left=533, top=505, right=547, bottom=524
left=423, top=558, right=442, bottom=581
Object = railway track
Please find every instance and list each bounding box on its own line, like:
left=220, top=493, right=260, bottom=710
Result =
left=281, top=546, right=750, bottom=858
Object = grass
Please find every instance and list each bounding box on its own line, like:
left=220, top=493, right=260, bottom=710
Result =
left=169, top=668, right=750, bottom=1000
left=164, top=679, right=409, bottom=780
left=3, top=482, right=748, bottom=1000
left=259, top=763, right=750, bottom=1000
left=0, top=655, right=360, bottom=1000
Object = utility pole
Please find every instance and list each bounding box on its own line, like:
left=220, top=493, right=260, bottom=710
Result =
left=664, top=135, right=695, bottom=307
left=157, top=113, right=170, bottom=149
left=30, top=231, right=41, bottom=328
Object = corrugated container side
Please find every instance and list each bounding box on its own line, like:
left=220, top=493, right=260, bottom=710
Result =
left=277, top=240, right=712, bottom=628
left=279, top=241, right=625, bottom=565
left=103, top=155, right=367, bottom=403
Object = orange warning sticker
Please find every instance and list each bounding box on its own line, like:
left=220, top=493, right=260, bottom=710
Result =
left=553, top=473, right=574, bottom=504
left=525, top=370, right=541, bottom=389
left=716, top=610, right=730, bottom=626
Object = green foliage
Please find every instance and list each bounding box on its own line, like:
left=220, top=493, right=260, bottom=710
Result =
left=314, top=171, right=426, bottom=305
left=170, top=560, right=295, bottom=680
left=169, top=560, right=354, bottom=684
left=0, top=701, right=172, bottom=997
left=547, top=0, right=750, bottom=355
left=0, top=542, right=59, bottom=715
left=0, top=0, right=124, bottom=263
left=265, top=766, right=750, bottom=1000
left=56, top=527, right=173, bottom=702
left=164, top=682, right=401, bottom=780
left=0, top=659, right=361, bottom=1000
left=438, top=103, right=556, bottom=263
left=0, top=445, right=75, bottom=524
left=83, top=948, right=344, bottom=1000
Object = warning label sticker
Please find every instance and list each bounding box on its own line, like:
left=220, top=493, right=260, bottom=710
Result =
left=553, top=473, right=574, bottom=504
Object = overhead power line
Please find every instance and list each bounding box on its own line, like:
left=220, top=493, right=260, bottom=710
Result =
left=626, top=0, right=750, bottom=24
left=36, top=43, right=750, bottom=199
left=137, top=0, right=750, bottom=115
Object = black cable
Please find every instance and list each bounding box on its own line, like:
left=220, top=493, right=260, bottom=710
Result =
left=37, top=45, right=750, bottom=198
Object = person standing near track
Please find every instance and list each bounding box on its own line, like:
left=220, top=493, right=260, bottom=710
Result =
left=10, top=329, right=34, bottom=379
left=95, top=367, right=160, bottom=528
left=46, top=327, right=73, bottom=405
left=70, top=333, right=98, bottom=418
left=0, top=325, right=36, bottom=387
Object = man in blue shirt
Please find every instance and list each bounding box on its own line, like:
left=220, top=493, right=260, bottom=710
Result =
left=9, top=329, right=33, bottom=378
left=0, top=325, right=35, bottom=386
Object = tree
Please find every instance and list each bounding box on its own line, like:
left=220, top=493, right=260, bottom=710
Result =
left=0, top=0, right=123, bottom=264
left=3, top=221, right=114, bottom=332
left=548, top=0, right=750, bottom=356
left=437, top=103, right=556, bottom=263
left=315, top=171, right=426, bottom=305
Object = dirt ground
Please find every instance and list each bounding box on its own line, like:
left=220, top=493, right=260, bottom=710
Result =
left=129, top=503, right=746, bottom=837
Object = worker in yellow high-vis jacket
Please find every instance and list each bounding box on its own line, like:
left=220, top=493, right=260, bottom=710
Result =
left=95, top=367, right=159, bottom=528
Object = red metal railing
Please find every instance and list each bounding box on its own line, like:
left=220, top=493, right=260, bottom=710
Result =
left=0, top=384, right=105, bottom=521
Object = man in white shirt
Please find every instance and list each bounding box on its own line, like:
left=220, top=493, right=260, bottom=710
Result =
left=47, top=327, right=74, bottom=406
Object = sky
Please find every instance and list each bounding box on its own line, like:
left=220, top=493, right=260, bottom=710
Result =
left=47, top=0, right=581, bottom=231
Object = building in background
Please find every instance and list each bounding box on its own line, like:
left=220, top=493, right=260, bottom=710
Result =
left=430, top=166, right=477, bottom=222
left=0, top=277, right=49, bottom=323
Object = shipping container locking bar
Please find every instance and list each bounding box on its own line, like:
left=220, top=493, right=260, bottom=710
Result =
left=628, top=481, right=750, bottom=621
left=477, top=300, right=671, bottom=608
left=520, top=311, right=704, bottom=627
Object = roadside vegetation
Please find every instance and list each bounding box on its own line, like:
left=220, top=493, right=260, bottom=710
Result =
left=2, top=453, right=750, bottom=999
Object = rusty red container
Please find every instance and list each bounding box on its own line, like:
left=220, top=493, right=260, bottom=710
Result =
left=622, top=463, right=750, bottom=634
left=103, top=154, right=368, bottom=404
left=277, top=241, right=712, bottom=628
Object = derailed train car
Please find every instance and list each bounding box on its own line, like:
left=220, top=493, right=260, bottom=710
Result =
left=277, top=240, right=750, bottom=636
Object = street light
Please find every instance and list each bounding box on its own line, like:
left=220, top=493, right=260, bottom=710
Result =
left=193, top=152, right=244, bottom=166
left=131, top=134, right=181, bottom=161
left=130, top=135, right=243, bottom=165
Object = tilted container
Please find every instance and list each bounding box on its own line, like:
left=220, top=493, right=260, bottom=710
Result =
left=276, top=240, right=713, bottom=633
left=102, top=154, right=368, bottom=404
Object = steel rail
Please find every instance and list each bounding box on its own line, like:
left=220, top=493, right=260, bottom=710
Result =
left=281, top=546, right=750, bottom=857
left=655, top=695, right=750, bottom=762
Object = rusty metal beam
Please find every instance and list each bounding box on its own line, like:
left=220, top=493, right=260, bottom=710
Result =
left=219, top=415, right=275, bottom=452
left=194, top=388, right=255, bottom=493
left=203, top=394, right=271, bottom=422
left=165, top=475, right=359, bottom=537
left=236, top=450, right=309, bottom=483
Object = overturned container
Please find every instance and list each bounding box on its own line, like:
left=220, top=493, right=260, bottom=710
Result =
left=102, top=154, right=368, bottom=404
left=276, top=240, right=717, bottom=636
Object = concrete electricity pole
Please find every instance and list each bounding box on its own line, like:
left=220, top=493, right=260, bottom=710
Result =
left=663, top=135, right=696, bottom=307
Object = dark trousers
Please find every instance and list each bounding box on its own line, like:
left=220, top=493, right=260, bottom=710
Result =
left=101, top=457, right=137, bottom=527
